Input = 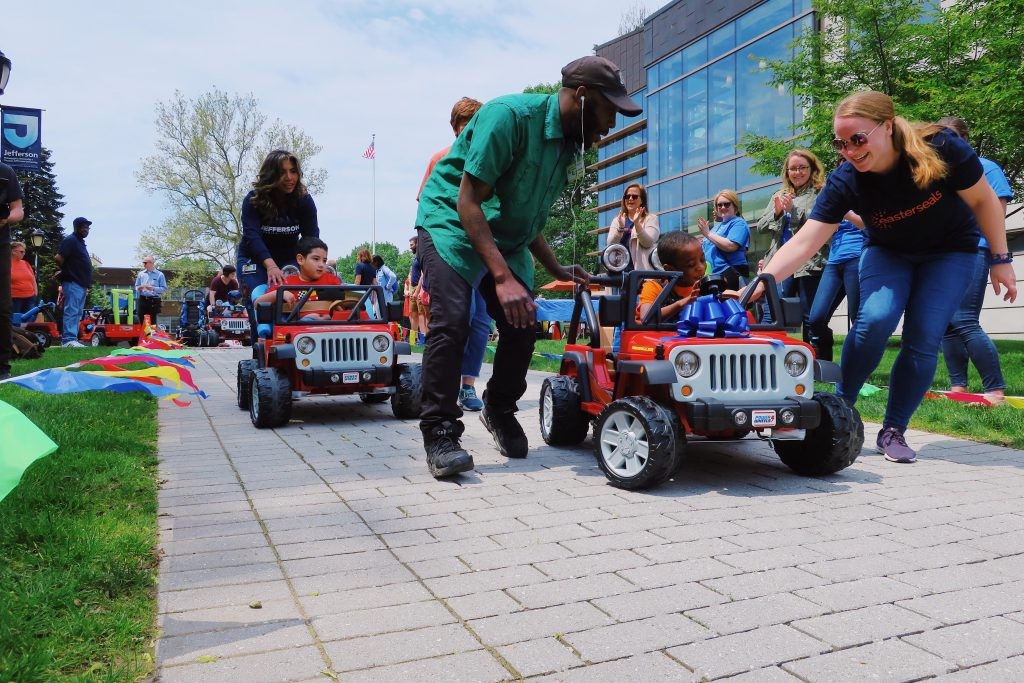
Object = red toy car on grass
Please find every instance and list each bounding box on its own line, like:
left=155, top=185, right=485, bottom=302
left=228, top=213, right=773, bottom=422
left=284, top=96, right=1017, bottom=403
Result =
left=539, top=270, right=864, bottom=490
left=238, top=284, right=422, bottom=428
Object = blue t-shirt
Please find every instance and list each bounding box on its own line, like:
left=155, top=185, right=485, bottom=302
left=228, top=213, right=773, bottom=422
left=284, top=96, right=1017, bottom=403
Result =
left=810, top=128, right=983, bottom=254
left=827, top=220, right=865, bottom=264
left=57, top=234, right=93, bottom=287
left=701, top=215, right=750, bottom=274
left=238, top=191, right=319, bottom=266
left=354, top=261, right=376, bottom=285
left=978, top=157, right=1013, bottom=250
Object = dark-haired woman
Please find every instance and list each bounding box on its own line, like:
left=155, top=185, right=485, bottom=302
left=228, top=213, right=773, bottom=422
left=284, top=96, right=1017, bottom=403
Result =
left=237, top=150, right=319, bottom=318
left=606, top=183, right=660, bottom=272
left=754, top=90, right=1016, bottom=464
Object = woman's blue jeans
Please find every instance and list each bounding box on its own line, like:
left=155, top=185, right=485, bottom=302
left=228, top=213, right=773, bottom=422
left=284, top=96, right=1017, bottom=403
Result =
left=461, top=289, right=491, bottom=380
left=807, top=257, right=860, bottom=362
left=941, top=249, right=1005, bottom=392
left=838, top=247, right=975, bottom=430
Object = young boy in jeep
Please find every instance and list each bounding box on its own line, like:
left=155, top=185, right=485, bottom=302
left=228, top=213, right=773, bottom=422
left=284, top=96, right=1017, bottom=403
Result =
left=636, top=231, right=707, bottom=322
left=255, top=236, right=342, bottom=313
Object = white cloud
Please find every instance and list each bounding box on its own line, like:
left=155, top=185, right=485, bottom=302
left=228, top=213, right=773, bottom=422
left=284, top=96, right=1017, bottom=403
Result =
left=3, top=0, right=631, bottom=266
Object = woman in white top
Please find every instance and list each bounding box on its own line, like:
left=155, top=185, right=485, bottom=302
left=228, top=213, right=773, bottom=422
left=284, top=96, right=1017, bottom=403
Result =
left=606, top=183, right=660, bottom=272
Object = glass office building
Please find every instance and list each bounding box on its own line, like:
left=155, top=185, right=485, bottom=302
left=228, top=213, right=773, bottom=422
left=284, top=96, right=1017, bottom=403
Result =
left=595, top=0, right=815, bottom=264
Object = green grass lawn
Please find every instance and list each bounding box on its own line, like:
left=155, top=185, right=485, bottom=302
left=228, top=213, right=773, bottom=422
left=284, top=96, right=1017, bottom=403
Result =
left=517, top=336, right=1024, bottom=449
left=0, top=348, right=158, bottom=682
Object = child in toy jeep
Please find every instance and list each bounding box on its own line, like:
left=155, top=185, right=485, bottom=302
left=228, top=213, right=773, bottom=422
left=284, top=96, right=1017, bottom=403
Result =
left=540, top=238, right=863, bottom=491
left=238, top=237, right=422, bottom=429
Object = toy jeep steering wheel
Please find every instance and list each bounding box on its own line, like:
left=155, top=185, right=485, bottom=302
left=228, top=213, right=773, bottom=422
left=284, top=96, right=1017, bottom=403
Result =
left=327, top=299, right=357, bottom=316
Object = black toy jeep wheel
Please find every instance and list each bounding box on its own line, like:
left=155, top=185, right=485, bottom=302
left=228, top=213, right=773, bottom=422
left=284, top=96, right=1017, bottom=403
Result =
left=539, top=376, right=589, bottom=446
left=249, top=367, right=292, bottom=428
left=90, top=331, right=106, bottom=347
left=360, top=392, right=390, bottom=404
left=237, top=360, right=255, bottom=410
left=594, top=397, right=681, bottom=490
left=391, top=363, right=423, bottom=419
left=773, top=392, right=864, bottom=475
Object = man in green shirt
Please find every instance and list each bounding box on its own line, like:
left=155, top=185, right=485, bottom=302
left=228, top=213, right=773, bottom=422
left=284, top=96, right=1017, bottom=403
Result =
left=415, top=55, right=643, bottom=478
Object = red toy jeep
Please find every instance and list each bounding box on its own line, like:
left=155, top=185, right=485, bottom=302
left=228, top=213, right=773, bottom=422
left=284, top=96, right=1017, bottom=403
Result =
left=539, top=270, right=864, bottom=490
left=237, top=284, right=422, bottom=428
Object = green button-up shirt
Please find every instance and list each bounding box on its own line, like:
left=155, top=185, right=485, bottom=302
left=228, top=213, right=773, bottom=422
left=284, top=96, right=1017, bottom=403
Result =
left=416, top=93, right=577, bottom=288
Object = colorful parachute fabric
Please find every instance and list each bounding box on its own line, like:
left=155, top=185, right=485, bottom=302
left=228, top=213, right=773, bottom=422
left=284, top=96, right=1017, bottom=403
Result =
left=2, top=327, right=205, bottom=405
left=0, top=400, right=58, bottom=504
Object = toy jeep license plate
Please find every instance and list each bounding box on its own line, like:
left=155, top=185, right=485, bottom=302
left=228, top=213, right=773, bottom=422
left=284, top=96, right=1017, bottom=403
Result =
left=751, top=410, right=777, bottom=427
left=342, top=372, right=359, bottom=384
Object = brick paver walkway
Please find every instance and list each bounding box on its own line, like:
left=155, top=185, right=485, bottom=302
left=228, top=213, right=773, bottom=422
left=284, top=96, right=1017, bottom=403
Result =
left=154, top=348, right=1024, bottom=682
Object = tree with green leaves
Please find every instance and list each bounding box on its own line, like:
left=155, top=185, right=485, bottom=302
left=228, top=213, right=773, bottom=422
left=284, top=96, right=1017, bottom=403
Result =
left=14, top=147, right=65, bottom=300
left=523, top=82, right=599, bottom=297
left=741, top=0, right=1024, bottom=194
left=136, top=88, right=327, bottom=268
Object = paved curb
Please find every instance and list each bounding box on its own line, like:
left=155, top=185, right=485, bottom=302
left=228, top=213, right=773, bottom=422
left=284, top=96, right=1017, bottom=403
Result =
left=153, top=348, right=1024, bottom=681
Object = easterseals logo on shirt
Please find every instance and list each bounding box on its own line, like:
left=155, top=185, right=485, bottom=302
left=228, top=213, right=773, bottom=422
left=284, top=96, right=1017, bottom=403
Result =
left=871, top=191, right=943, bottom=229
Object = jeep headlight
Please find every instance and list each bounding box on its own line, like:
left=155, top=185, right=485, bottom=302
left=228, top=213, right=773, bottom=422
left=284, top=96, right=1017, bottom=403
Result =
left=784, top=350, right=808, bottom=377
left=674, top=350, right=700, bottom=378
left=372, top=335, right=390, bottom=352
left=296, top=336, right=316, bottom=355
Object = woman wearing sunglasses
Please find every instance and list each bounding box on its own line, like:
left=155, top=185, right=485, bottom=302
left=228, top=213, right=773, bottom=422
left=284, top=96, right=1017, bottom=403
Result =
left=752, top=90, right=1016, bottom=464
left=756, top=149, right=827, bottom=330
left=697, top=189, right=750, bottom=279
left=606, top=184, right=659, bottom=272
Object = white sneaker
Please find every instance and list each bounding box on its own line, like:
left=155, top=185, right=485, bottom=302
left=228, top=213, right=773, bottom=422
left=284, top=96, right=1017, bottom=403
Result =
left=61, top=340, right=86, bottom=348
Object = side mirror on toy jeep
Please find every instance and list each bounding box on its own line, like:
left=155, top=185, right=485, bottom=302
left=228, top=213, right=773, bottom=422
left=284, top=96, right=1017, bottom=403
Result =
left=598, top=294, right=623, bottom=327
left=386, top=301, right=403, bottom=322
left=778, top=297, right=803, bottom=329
left=255, top=301, right=273, bottom=325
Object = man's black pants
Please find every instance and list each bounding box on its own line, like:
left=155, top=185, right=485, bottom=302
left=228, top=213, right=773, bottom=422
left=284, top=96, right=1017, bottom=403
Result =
left=138, top=296, right=162, bottom=325
left=0, top=231, right=11, bottom=375
left=416, top=228, right=536, bottom=433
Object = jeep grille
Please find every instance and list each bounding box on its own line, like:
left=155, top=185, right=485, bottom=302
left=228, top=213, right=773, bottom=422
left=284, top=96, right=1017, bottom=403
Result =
left=220, top=319, right=250, bottom=332
left=709, top=352, right=777, bottom=392
left=322, top=336, right=369, bottom=363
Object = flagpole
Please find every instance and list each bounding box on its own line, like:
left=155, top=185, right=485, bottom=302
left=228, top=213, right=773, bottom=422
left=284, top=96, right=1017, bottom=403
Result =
left=371, top=133, right=376, bottom=255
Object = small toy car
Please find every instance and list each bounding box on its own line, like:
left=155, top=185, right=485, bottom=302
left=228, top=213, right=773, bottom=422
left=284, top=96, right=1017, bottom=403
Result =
left=238, top=284, right=422, bottom=428
left=207, top=289, right=251, bottom=345
left=540, top=269, right=864, bottom=490
left=79, top=288, right=146, bottom=347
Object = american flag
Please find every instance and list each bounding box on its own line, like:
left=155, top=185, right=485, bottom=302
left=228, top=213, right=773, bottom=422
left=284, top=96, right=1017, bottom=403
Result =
left=362, top=139, right=375, bottom=159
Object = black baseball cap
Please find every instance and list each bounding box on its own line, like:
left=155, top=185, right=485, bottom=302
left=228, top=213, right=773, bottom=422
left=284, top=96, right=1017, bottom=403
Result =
left=73, top=216, right=92, bottom=228
left=561, top=56, right=642, bottom=117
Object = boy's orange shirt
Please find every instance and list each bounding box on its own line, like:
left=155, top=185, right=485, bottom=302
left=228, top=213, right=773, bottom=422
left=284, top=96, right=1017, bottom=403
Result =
left=268, top=273, right=343, bottom=300
left=636, top=279, right=695, bottom=320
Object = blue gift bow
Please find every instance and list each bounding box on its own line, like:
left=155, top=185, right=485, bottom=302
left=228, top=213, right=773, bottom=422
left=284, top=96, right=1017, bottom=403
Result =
left=676, top=294, right=750, bottom=339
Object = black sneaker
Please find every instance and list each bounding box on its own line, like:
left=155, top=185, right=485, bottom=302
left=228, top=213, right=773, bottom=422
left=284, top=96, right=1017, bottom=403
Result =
left=480, top=404, right=528, bottom=458
left=422, top=421, right=474, bottom=478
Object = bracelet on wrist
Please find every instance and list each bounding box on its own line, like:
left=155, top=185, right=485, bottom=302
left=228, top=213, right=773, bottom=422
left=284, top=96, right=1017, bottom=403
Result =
left=988, top=252, right=1013, bottom=265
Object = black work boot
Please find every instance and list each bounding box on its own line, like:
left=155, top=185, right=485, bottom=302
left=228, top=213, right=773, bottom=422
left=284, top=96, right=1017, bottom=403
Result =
left=480, top=401, right=529, bottom=459
left=422, top=420, right=474, bottom=478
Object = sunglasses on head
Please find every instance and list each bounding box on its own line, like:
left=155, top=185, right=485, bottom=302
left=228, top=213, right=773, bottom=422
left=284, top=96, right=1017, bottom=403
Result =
left=715, top=201, right=732, bottom=209
left=831, top=121, right=884, bottom=152
left=624, top=193, right=640, bottom=200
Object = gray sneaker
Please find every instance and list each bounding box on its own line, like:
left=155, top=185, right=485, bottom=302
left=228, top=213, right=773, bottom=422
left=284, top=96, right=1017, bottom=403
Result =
left=876, top=427, right=916, bottom=463
left=61, top=340, right=86, bottom=348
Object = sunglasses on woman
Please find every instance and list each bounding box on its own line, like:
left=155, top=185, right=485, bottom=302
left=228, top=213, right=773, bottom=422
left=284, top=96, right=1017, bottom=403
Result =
left=715, top=201, right=732, bottom=209
left=831, top=122, right=884, bottom=152
left=624, top=193, right=640, bottom=200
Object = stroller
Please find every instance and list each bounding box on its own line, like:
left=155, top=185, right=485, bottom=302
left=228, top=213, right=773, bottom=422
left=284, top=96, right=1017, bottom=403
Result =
left=178, top=289, right=220, bottom=347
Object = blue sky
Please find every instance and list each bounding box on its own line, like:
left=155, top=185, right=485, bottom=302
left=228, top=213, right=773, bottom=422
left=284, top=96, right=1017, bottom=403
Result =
left=2, top=1, right=634, bottom=267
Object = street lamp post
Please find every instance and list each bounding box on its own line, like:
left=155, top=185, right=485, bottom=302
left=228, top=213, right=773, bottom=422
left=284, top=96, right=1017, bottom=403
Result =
left=30, top=228, right=44, bottom=304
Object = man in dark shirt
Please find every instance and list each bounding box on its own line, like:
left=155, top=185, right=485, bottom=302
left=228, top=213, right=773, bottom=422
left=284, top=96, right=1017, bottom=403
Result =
left=208, top=264, right=239, bottom=308
left=0, top=161, right=26, bottom=378
left=55, top=217, right=93, bottom=347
